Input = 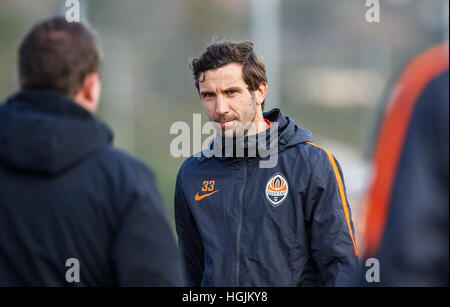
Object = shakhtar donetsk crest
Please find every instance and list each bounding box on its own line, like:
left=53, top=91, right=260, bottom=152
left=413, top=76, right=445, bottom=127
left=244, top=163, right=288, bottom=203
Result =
left=265, top=173, right=289, bottom=207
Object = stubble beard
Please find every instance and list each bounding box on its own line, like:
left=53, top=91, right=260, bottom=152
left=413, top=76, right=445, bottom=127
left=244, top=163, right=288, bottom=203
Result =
left=220, top=94, right=257, bottom=138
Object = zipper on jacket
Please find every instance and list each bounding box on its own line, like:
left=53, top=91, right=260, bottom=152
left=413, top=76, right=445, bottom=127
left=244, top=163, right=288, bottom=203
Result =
left=235, top=159, right=247, bottom=286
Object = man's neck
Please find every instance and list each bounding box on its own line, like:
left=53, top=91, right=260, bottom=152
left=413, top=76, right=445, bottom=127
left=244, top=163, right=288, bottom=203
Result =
left=245, top=111, right=269, bottom=137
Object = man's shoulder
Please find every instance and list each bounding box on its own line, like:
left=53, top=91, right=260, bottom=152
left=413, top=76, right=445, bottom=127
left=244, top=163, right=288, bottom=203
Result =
left=181, top=153, right=204, bottom=168
left=176, top=154, right=216, bottom=185
left=291, top=141, right=331, bottom=167
left=96, top=145, right=143, bottom=166
left=288, top=141, right=340, bottom=186
left=177, top=154, right=200, bottom=175
left=296, top=142, right=347, bottom=190
left=94, top=145, right=156, bottom=182
left=92, top=146, right=164, bottom=209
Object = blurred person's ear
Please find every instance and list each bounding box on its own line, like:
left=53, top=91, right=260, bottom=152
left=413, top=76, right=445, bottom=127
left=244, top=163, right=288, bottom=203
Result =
left=255, top=81, right=268, bottom=107
left=74, top=73, right=101, bottom=113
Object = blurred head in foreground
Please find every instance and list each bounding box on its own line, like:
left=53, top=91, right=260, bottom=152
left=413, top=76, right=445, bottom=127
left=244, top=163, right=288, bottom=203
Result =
left=18, top=16, right=102, bottom=113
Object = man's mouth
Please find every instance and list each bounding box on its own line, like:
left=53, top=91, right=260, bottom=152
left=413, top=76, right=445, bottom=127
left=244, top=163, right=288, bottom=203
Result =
left=218, top=120, right=234, bottom=128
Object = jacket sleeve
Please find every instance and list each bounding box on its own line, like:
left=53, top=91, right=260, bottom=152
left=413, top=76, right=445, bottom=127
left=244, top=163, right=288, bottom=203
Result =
left=370, top=70, right=449, bottom=286
left=305, top=149, right=359, bottom=286
left=112, top=168, right=183, bottom=286
left=174, top=167, right=205, bottom=286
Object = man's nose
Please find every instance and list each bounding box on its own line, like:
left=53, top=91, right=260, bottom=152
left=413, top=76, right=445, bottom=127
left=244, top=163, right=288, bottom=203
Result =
left=215, top=95, right=229, bottom=115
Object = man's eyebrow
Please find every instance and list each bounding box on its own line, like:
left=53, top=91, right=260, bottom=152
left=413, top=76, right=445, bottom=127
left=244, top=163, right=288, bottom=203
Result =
left=222, top=86, right=242, bottom=92
left=199, top=90, right=215, bottom=96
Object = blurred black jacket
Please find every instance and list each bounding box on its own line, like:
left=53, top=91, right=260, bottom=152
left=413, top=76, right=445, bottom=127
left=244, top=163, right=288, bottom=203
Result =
left=0, top=89, right=182, bottom=286
left=361, top=42, right=449, bottom=286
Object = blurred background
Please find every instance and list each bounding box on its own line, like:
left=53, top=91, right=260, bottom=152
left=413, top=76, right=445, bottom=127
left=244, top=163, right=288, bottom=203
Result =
left=0, top=0, right=448, bottom=245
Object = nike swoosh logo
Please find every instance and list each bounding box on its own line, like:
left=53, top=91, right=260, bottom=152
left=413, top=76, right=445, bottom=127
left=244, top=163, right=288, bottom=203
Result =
left=195, top=190, right=220, bottom=201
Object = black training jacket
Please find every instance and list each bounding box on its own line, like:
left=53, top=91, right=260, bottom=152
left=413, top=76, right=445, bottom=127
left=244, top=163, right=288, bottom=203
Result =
left=175, top=108, right=359, bottom=287
left=0, top=89, right=182, bottom=286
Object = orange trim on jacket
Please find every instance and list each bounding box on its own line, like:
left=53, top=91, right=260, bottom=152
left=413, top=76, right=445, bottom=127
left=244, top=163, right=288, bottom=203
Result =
left=361, top=41, right=449, bottom=258
left=306, top=141, right=358, bottom=257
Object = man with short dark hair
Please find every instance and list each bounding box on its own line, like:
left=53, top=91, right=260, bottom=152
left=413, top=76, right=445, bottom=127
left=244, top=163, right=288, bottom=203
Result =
left=175, top=40, right=359, bottom=286
left=0, top=17, right=182, bottom=286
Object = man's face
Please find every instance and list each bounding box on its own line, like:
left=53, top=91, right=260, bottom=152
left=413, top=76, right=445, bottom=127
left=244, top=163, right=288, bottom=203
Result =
left=199, top=63, right=258, bottom=138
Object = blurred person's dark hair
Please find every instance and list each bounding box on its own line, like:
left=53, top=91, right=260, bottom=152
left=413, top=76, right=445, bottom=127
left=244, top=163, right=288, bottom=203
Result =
left=190, top=40, right=268, bottom=110
left=18, top=16, right=102, bottom=97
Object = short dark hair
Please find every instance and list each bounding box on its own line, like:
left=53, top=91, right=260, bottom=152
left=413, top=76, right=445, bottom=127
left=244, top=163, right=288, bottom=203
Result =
left=190, top=40, right=268, bottom=110
left=18, top=16, right=102, bottom=97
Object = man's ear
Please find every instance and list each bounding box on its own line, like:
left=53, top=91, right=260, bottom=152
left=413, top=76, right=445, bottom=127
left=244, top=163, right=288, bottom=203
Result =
left=73, top=73, right=101, bottom=113
left=83, top=73, right=101, bottom=103
left=76, top=73, right=101, bottom=113
left=255, top=82, right=268, bottom=106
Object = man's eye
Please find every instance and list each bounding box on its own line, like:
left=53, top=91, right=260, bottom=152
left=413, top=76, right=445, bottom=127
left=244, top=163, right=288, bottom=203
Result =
left=226, top=90, right=237, bottom=95
left=203, top=93, right=214, bottom=99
